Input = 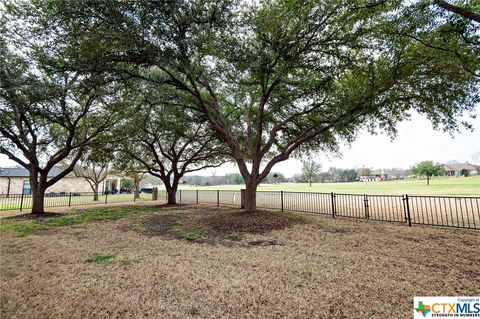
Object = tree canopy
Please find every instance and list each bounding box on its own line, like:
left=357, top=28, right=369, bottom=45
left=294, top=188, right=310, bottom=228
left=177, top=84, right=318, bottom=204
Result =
left=412, top=161, right=446, bottom=185
left=1, top=0, right=479, bottom=212
left=0, top=42, right=128, bottom=213
left=113, top=83, right=228, bottom=204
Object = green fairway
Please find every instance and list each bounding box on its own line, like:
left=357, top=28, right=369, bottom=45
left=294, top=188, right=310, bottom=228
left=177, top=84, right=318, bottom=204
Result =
left=180, top=176, right=480, bottom=196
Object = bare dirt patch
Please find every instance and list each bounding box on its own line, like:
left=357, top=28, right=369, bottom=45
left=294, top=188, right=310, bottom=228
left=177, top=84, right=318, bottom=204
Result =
left=144, top=214, right=182, bottom=237
left=139, top=206, right=307, bottom=245
left=201, top=209, right=305, bottom=234
left=4, top=212, right=64, bottom=220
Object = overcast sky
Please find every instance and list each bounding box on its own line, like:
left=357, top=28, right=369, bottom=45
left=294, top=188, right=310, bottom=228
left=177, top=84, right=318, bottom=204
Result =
left=1, top=108, right=479, bottom=178
left=194, top=108, right=480, bottom=177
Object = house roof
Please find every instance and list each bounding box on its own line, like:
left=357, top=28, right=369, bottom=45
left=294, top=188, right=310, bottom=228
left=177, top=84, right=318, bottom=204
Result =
left=443, top=163, right=479, bottom=171
left=0, top=167, right=74, bottom=178
left=369, top=169, right=410, bottom=176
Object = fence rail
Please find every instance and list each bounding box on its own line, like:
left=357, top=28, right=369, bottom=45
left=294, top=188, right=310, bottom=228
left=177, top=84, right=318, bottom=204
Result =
left=175, top=190, right=480, bottom=230
left=1, top=189, right=479, bottom=230
left=0, top=191, right=161, bottom=212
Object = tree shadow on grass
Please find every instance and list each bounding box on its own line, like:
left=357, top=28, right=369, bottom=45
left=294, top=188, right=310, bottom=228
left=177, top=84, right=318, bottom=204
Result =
left=4, top=212, right=64, bottom=220
left=141, top=207, right=308, bottom=246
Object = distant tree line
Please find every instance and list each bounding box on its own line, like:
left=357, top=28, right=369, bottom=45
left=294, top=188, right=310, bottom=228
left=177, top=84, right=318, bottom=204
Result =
left=295, top=166, right=359, bottom=184
left=181, top=172, right=287, bottom=186
left=178, top=166, right=413, bottom=186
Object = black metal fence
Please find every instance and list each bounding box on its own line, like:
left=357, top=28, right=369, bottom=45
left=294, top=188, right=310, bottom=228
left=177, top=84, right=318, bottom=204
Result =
left=1, top=189, right=479, bottom=230
left=176, top=189, right=241, bottom=207
left=0, top=191, right=162, bottom=212
left=174, top=190, right=480, bottom=230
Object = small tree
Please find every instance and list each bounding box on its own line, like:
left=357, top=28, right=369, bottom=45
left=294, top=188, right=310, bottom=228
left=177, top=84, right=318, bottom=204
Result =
left=341, top=169, right=358, bottom=182
left=73, top=146, right=111, bottom=201
left=113, top=161, right=145, bottom=199
left=74, top=162, right=108, bottom=201
left=460, top=169, right=469, bottom=177
left=412, top=161, right=445, bottom=185
left=121, top=178, right=135, bottom=191
left=327, top=167, right=344, bottom=183
left=125, top=171, right=145, bottom=199
left=361, top=167, right=372, bottom=177
left=301, top=160, right=322, bottom=187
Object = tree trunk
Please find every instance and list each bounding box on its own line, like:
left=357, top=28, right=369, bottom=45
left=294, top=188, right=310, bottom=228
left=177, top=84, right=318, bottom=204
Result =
left=93, top=184, right=99, bottom=201
left=166, top=188, right=177, bottom=205
left=427, top=175, right=430, bottom=185
left=31, top=188, right=46, bottom=214
left=134, top=181, right=140, bottom=199
left=30, top=175, right=46, bottom=214
left=309, top=179, right=312, bottom=187
left=244, top=182, right=258, bottom=213
left=166, top=179, right=179, bottom=205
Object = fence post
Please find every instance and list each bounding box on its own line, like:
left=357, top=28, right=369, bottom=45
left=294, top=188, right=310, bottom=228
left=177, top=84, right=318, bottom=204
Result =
left=179, top=190, right=182, bottom=203
left=105, top=192, right=108, bottom=205
left=281, top=191, right=284, bottom=212
left=240, top=189, right=245, bottom=208
left=68, top=192, right=72, bottom=207
left=404, top=194, right=412, bottom=227
left=217, top=190, right=220, bottom=206
left=364, top=194, right=369, bottom=219
left=331, top=192, right=336, bottom=218
left=20, top=193, right=24, bottom=211
left=196, top=189, right=199, bottom=204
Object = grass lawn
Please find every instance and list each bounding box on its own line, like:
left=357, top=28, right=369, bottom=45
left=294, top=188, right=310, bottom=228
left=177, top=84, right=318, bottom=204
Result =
left=181, top=176, right=480, bottom=196
left=1, top=203, right=479, bottom=318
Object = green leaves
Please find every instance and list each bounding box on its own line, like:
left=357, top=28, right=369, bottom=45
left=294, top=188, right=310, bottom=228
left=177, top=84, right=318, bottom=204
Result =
left=412, top=161, right=446, bottom=177
left=3, top=0, right=478, bottom=199
left=412, top=161, right=446, bottom=185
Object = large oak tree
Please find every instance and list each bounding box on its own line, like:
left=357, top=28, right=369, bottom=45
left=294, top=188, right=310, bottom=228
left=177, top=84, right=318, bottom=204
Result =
left=9, top=0, right=479, bottom=212
left=0, top=46, right=128, bottom=214
left=116, top=86, right=227, bottom=204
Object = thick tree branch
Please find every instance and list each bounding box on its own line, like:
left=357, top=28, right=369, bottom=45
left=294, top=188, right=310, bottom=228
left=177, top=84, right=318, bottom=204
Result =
left=433, top=0, right=480, bottom=23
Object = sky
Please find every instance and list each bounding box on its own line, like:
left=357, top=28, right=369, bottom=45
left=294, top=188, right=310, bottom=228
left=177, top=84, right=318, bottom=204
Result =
left=1, top=109, right=479, bottom=178
left=189, top=109, right=480, bottom=177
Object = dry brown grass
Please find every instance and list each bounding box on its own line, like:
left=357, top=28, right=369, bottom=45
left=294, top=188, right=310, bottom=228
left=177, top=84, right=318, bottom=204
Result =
left=1, top=204, right=479, bottom=319
left=0, top=200, right=164, bottom=218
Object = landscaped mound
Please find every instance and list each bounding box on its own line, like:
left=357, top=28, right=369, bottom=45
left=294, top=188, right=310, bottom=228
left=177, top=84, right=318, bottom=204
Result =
left=142, top=207, right=307, bottom=245
left=201, top=210, right=305, bottom=234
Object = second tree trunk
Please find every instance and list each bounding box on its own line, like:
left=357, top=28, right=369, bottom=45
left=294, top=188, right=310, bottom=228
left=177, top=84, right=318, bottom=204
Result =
left=244, top=182, right=258, bottom=213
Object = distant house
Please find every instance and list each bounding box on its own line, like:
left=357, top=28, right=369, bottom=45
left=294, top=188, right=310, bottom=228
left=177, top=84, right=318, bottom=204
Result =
left=0, top=167, right=124, bottom=196
left=372, top=169, right=388, bottom=181
left=359, top=168, right=410, bottom=182
left=443, top=162, right=480, bottom=177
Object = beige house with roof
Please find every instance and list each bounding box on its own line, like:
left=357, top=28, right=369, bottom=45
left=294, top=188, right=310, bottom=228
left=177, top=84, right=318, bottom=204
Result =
left=442, top=162, right=480, bottom=177
left=0, top=167, right=124, bottom=196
